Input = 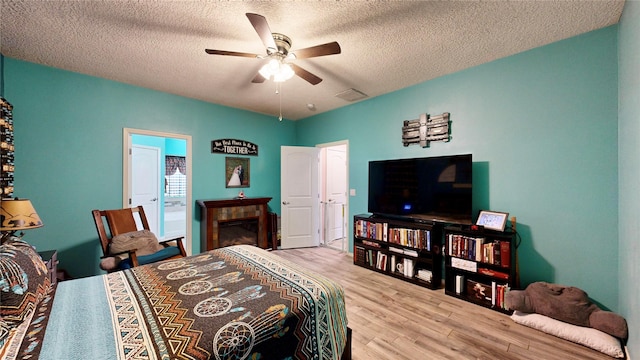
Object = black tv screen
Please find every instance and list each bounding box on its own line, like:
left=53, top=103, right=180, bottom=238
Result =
left=368, top=154, right=472, bottom=223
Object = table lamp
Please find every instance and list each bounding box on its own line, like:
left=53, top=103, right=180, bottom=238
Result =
left=0, top=198, right=43, bottom=243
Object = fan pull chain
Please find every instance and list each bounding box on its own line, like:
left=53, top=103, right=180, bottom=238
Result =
left=277, top=82, right=283, bottom=121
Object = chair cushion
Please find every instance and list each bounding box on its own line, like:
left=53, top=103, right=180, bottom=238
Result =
left=0, top=239, right=50, bottom=338
left=118, top=246, right=182, bottom=269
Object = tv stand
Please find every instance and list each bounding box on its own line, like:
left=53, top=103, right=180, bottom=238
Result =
left=353, top=214, right=442, bottom=289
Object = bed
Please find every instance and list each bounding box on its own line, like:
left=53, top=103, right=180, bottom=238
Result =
left=0, top=240, right=351, bottom=360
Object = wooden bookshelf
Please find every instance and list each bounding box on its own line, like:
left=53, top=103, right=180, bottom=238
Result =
left=353, top=214, right=442, bottom=290
left=443, top=222, right=517, bottom=313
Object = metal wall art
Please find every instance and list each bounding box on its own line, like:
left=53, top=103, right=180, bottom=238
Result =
left=402, top=112, right=451, bottom=148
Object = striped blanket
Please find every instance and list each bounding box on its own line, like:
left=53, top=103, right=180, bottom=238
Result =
left=8, top=245, right=348, bottom=360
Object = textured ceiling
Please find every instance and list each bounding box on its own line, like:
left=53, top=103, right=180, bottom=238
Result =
left=0, top=1, right=625, bottom=120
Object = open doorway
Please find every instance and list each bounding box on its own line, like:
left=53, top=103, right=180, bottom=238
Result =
left=319, top=141, right=349, bottom=252
left=123, top=128, right=193, bottom=255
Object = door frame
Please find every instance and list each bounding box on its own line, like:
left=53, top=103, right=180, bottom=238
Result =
left=317, top=140, right=349, bottom=252
left=123, top=128, right=193, bottom=255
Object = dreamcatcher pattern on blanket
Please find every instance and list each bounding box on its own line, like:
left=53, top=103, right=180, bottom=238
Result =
left=178, top=272, right=244, bottom=295
left=166, top=261, right=226, bottom=280
left=157, top=253, right=216, bottom=271
left=213, top=304, right=290, bottom=360
left=151, top=248, right=295, bottom=360
left=194, top=285, right=265, bottom=317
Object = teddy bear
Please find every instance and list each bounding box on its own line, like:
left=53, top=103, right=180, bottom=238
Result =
left=504, top=281, right=628, bottom=339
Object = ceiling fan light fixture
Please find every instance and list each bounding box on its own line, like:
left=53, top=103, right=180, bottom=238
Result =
left=259, top=59, right=294, bottom=82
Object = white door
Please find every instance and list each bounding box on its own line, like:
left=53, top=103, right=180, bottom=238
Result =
left=280, top=146, right=320, bottom=249
left=326, top=145, right=348, bottom=243
left=131, top=145, right=160, bottom=236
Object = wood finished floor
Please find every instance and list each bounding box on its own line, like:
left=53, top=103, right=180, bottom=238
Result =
left=274, top=246, right=621, bottom=360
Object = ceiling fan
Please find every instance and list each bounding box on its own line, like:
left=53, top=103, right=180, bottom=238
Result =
left=205, top=13, right=341, bottom=85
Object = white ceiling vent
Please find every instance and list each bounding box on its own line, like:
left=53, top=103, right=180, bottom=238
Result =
left=335, top=88, right=368, bottom=102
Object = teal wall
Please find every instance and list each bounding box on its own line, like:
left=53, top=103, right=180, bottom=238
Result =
left=297, top=27, right=620, bottom=311
left=618, top=0, right=640, bottom=354
left=5, top=59, right=295, bottom=277
left=165, top=137, right=186, bottom=156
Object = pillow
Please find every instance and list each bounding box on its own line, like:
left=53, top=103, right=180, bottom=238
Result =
left=101, top=230, right=165, bottom=271
left=511, top=310, right=625, bottom=358
left=109, top=230, right=164, bottom=257
left=0, top=239, right=50, bottom=330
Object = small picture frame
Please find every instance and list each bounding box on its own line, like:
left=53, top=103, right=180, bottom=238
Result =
left=476, top=210, right=509, bottom=232
left=225, top=157, right=249, bottom=188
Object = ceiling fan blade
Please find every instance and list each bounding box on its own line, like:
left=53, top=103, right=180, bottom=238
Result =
left=293, top=42, right=341, bottom=59
left=290, top=64, right=322, bottom=85
left=252, top=73, right=266, bottom=83
left=205, top=49, right=259, bottom=58
left=246, top=13, right=277, bottom=52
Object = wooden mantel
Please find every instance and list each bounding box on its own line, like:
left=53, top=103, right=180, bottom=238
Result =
left=197, top=197, right=272, bottom=251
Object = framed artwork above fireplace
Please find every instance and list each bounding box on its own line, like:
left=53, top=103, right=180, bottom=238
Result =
left=225, top=157, right=250, bottom=188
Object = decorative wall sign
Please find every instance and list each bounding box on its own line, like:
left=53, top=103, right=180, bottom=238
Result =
left=225, top=157, right=250, bottom=188
left=211, top=139, right=258, bottom=156
left=402, top=112, right=451, bottom=148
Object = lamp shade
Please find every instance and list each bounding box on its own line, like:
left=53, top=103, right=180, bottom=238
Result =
left=0, top=198, right=43, bottom=231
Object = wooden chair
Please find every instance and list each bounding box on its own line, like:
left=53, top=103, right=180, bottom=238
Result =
left=92, top=206, right=187, bottom=271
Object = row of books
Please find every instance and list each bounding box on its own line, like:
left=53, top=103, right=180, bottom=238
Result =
left=355, top=219, right=387, bottom=241
left=446, top=234, right=510, bottom=268
left=356, top=246, right=422, bottom=279
left=388, top=228, right=432, bottom=250
left=355, top=246, right=388, bottom=271
left=355, top=219, right=433, bottom=250
left=454, top=276, right=511, bottom=310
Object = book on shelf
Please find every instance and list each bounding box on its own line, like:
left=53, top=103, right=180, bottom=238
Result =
left=416, top=269, right=432, bottom=282
left=491, top=281, right=497, bottom=306
left=450, top=257, right=477, bottom=272
left=362, top=240, right=381, bottom=248
left=455, top=274, right=464, bottom=294
left=376, top=252, right=388, bottom=271
left=403, top=258, right=415, bottom=278
left=403, top=249, right=419, bottom=257
left=366, top=249, right=379, bottom=267
left=355, top=246, right=366, bottom=264
left=478, top=267, right=509, bottom=280
left=466, top=279, right=492, bottom=306
left=495, top=284, right=510, bottom=310
left=388, top=246, right=404, bottom=254
left=500, top=240, right=510, bottom=268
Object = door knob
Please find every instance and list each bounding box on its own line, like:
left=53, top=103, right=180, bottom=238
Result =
left=151, top=198, right=158, bottom=201
left=282, top=201, right=290, bottom=205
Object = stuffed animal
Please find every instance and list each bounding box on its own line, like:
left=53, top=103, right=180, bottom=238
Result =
left=505, top=282, right=628, bottom=339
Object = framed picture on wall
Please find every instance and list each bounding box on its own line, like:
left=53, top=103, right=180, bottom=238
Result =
left=225, top=157, right=250, bottom=188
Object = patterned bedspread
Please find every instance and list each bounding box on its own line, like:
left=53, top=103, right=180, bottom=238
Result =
left=21, top=245, right=348, bottom=360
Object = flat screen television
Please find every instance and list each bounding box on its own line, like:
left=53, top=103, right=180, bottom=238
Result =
left=368, top=154, right=472, bottom=223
